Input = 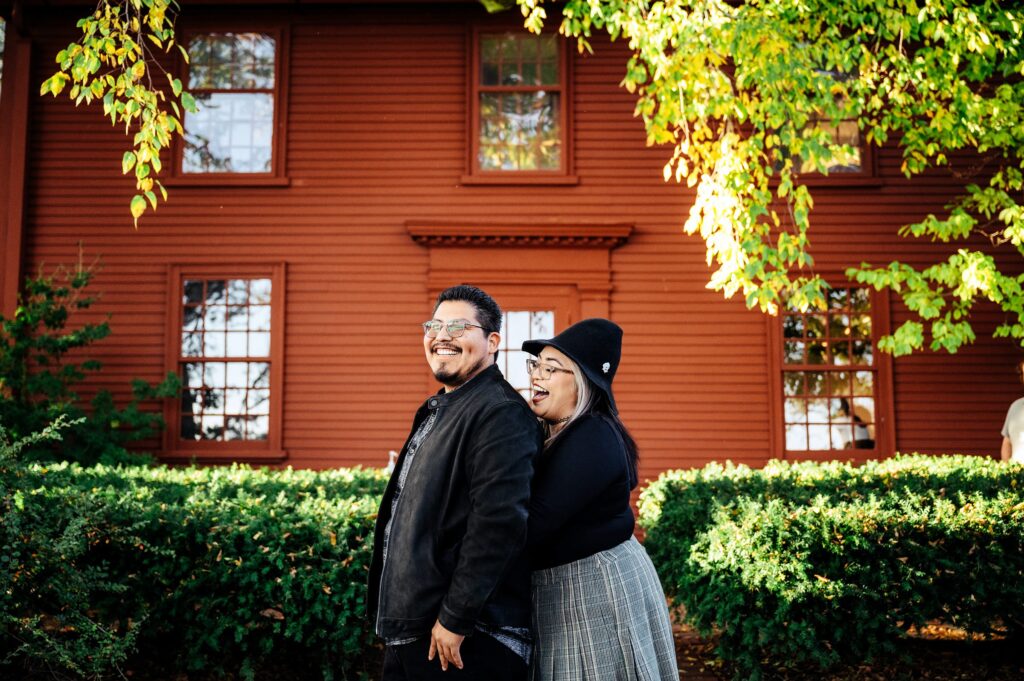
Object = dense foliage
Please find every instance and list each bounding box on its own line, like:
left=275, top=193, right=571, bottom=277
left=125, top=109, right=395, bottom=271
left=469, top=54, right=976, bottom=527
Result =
left=512, top=0, right=1024, bottom=356
left=0, top=461, right=388, bottom=680
left=0, top=264, right=178, bottom=465
left=639, top=455, right=1024, bottom=679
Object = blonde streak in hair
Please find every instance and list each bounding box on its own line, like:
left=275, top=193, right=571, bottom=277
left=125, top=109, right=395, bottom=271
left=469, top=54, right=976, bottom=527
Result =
left=543, top=357, right=595, bottom=450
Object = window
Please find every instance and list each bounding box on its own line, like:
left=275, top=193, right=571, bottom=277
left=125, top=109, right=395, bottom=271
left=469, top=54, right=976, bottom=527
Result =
left=500, top=310, right=555, bottom=399
left=466, top=30, right=574, bottom=182
left=797, top=118, right=864, bottom=175
left=164, top=265, right=285, bottom=461
left=177, top=30, right=287, bottom=179
left=0, top=17, right=6, bottom=98
left=774, top=286, right=892, bottom=457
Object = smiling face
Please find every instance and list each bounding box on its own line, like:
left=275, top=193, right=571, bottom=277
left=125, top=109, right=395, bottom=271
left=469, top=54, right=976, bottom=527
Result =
left=528, top=346, right=579, bottom=422
left=424, top=300, right=499, bottom=392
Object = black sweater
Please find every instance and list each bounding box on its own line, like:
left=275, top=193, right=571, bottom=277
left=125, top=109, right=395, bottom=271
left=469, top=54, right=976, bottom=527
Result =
left=527, top=413, right=636, bottom=570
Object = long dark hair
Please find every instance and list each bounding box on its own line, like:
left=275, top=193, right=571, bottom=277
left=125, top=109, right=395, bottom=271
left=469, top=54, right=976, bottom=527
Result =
left=542, top=358, right=640, bottom=489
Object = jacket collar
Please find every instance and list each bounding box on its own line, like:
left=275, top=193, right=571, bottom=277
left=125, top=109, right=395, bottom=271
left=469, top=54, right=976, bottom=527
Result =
left=424, top=363, right=502, bottom=410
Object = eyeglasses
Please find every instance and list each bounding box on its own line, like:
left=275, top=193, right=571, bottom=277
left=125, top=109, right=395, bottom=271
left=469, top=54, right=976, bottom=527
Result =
left=526, top=358, right=574, bottom=380
left=422, top=319, right=486, bottom=338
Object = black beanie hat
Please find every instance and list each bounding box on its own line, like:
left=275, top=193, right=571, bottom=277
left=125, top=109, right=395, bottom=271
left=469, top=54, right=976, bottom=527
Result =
left=521, top=318, right=622, bottom=413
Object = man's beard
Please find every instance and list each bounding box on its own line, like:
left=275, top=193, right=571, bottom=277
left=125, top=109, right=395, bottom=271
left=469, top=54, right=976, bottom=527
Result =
left=433, top=356, right=488, bottom=388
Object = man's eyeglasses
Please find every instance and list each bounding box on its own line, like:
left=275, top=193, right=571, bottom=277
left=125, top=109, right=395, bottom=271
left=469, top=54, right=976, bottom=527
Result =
left=526, top=358, right=574, bottom=380
left=422, top=320, right=486, bottom=338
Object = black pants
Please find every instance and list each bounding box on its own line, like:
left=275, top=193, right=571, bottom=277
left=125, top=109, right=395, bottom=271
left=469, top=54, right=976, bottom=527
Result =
left=382, top=634, right=528, bottom=681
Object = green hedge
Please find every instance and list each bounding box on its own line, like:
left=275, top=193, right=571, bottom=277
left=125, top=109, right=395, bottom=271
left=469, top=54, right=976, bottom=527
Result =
left=1, top=462, right=388, bottom=680
left=638, top=455, right=1024, bottom=679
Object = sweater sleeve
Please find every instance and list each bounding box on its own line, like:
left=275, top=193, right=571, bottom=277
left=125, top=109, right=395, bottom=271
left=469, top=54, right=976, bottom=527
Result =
left=527, top=415, right=627, bottom=548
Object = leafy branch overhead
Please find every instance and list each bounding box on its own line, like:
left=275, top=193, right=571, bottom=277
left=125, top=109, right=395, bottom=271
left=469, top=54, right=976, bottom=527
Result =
left=40, top=0, right=197, bottom=226
left=513, top=0, right=1024, bottom=355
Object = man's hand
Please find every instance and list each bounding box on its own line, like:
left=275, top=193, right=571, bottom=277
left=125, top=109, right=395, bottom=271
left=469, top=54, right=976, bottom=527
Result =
left=427, top=619, right=465, bottom=671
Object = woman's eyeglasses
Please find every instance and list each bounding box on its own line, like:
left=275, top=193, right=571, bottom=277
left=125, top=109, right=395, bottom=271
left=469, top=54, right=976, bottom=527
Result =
left=422, top=320, right=485, bottom=338
left=526, top=358, right=574, bottom=380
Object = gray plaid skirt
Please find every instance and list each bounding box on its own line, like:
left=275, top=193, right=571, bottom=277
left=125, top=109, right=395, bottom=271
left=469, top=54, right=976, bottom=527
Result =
left=530, top=536, right=678, bottom=681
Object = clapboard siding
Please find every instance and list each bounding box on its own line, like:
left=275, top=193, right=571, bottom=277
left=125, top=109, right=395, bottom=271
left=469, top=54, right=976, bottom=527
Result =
left=13, top=3, right=1021, bottom=479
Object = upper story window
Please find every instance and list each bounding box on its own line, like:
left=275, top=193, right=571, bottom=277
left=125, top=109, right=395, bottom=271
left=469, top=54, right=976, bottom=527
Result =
left=165, top=265, right=285, bottom=462
left=499, top=310, right=555, bottom=399
left=796, top=118, right=864, bottom=175
left=466, top=30, right=574, bottom=183
left=0, top=17, right=6, bottom=98
left=778, top=287, right=887, bottom=455
left=177, top=31, right=287, bottom=180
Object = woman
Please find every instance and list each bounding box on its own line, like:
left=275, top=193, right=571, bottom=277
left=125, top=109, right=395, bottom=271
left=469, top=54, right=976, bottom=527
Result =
left=522, top=318, right=678, bottom=681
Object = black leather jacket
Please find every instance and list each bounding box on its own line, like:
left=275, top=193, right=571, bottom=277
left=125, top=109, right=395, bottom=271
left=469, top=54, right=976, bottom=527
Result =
left=367, top=364, right=542, bottom=639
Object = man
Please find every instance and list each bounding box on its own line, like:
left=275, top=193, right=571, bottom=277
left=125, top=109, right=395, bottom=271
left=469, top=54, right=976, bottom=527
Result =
left=367, top=285, right=542, bottom=680
left=1000, top=359, right=1024, bottom=462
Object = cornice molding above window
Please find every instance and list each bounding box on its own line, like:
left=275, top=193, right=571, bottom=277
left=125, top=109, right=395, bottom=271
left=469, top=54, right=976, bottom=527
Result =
left=405, top=221, right=633, bottom=249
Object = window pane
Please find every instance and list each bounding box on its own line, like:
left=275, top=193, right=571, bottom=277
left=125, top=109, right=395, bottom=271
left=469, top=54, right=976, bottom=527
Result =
left=827, top=371, right=850, bottom=395
left=506, top=311, right=530, bottom=349
left=249, top=305, right=271, bottom=331
left=805, top=371, right=827, bottom=396
left=478, top=92, right=561, bottom=171
left=784, top=398, right=806, bottom=423
left=225, top=388, right=246, bottom=414
left=251, top=362, right=271, bottom=388
left=250, top=279, right=272, bottom=303
left=851, top=340, right=873, bottom=365
left=805, top=315, right=826, bottom=338
left=831, top=424, right=854, bottom=450
left=532, top=311, right=554, bottom=338
left=225, top=416, right=246, bottom=441
left=183, top=93, right=274, bottom=173
left=785, top=425, right=807, bottom=450
left=783, top=341, right=804, bottom=363
left=807, top=398, right=830, bottom=423
left=807, top=424, right=831, bottom=450
left=226, top=362, right=249, bottom=387
left=782, top=314, right=803, bottom=338
left=807, top=342, right=827, bottom=364
left=783, top=372, right=804, bottom=396
left=204, top=331, right=225, bottom=357
left=249, top=331, right=271, bottom=356
left=180, top=415, right=201, bottom=440
left=226, top=331, right=247, bottom=356
left=248, top=416, right=269, bottom=440
left=183, top=363, right=204, bottom=389
left=184, top=280, right=204, bottom=305
left=853, top=371, right=873, bottom=396
left=188, top=32, right=275, bottom=89
left=182, top=331, right=203, bottom=357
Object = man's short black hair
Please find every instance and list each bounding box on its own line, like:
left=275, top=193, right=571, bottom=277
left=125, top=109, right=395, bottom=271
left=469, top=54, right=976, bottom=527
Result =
left=434, top=285, right=502, bottom=335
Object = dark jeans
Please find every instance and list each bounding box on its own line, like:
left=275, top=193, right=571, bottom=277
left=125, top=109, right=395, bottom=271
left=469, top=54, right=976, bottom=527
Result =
left=382, top=634, right=527, bottom=681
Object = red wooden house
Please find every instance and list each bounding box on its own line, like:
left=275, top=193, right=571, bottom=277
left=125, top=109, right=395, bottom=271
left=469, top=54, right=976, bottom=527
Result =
left=0, top=0, right=1018, bottom=480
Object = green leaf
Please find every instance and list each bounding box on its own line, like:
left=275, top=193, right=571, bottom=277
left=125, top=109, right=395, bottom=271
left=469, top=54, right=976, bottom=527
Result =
left=121, top=151, right=137, bottom=174
left=130, top=194, right=147, bottom=221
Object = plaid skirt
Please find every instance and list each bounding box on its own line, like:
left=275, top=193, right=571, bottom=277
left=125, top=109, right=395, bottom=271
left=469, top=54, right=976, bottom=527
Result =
left=530, top=536, right=678, bottom=681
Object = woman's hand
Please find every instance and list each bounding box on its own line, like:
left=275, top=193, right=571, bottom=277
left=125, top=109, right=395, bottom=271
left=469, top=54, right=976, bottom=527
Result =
left=428, top=619, right=465, bottom=671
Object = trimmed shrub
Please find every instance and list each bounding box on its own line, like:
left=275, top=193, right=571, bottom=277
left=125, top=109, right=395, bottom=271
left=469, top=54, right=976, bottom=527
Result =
left=638, top=455, right=1024, bottom=679
left=0, top=462, right=388, bottom=680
